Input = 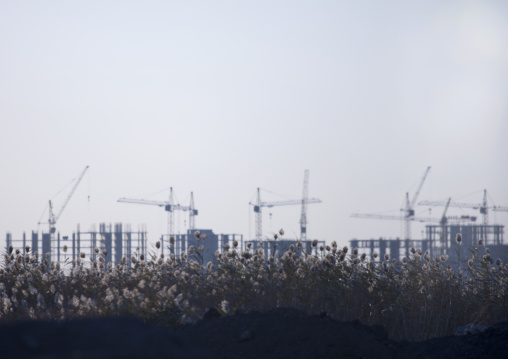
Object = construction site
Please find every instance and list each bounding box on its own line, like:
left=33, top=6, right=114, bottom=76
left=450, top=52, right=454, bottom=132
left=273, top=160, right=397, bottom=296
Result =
left=5, top=168, right=318, bottom=266
left=4, top=166, right=508, bottom=265
left=350, top=167, right=508, bottom=263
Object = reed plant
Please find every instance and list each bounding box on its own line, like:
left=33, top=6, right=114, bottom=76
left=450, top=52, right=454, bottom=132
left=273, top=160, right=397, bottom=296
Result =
left=1, top=233, right=506, bottom=341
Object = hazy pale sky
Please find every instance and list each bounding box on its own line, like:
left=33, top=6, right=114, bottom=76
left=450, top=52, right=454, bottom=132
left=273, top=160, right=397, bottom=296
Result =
left=1, top=0, right=507, bottom=250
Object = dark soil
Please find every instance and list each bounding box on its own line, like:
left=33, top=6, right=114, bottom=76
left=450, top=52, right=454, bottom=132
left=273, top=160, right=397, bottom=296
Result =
left=0, top=309, right=507, bottom=359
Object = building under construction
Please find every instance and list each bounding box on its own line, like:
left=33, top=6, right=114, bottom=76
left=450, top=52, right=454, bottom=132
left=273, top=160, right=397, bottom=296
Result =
left=159, top=229, right=244, bottom=264
left=5, top=223, right=148, bottom=267
left=350, top=223, right=506, bottom=263
left=243, top=239, right=324, bottom=261
left=5, top=225, right=246, bottom=267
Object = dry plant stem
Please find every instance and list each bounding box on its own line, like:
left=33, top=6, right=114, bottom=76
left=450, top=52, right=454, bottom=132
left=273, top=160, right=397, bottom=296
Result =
left=0, top=237, right=506, bottom=341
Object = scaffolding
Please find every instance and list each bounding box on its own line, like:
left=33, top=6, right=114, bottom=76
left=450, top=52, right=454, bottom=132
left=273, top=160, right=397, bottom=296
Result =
left=5, top=223, right=148, bottom=267
left=350, top=224, right=505, bottom=262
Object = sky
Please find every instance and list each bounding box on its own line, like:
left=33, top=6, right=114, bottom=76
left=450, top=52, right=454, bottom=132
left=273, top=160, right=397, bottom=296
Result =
left=1, top=0, right=508, bottom=251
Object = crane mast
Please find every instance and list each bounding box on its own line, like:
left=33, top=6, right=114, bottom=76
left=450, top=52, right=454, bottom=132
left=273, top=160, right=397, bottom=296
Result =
left=481, top=189, right=488, bottom=226
left=402, top=166, right=431, bottom=239
left=439, top=197, right=452, bottom=244
left=167, top=187, right=175, bottom=236
left=300, top=170, right=310, bottom=241
left=189, top=192, right=197, bottom=230
left=254, top=188, right=263, bottom=241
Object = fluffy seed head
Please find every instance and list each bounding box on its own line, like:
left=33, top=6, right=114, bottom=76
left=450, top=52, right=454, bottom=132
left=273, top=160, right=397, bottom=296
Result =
left=478, top=238, right=484, bottom=246
left=312, top=240, right=318, bottom=247
left=156, top=241, right=161, bottom=249
left=279, top=228, right=284, bottom=236
left=483, top=254, right=493, bottom=264
left=455, top=233, right=462, bottom=244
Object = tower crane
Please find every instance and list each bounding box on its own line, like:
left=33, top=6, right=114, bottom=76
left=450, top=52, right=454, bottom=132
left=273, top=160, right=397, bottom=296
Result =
left=39, top=165, right=89, bottom=239
left=118, top=188, right=198, bottom=235
left=419, top=189, right=508, bottom=226
left=439, top=198, right=452, bottom=243
left=250, top=170, right=322, bottom=241
left=351, top=166, right=431, bottom=240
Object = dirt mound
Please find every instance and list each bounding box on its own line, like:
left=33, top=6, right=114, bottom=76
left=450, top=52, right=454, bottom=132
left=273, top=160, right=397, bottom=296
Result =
left=0, top=309, right=507, bottom=358
left=0, top=317, right=216, bottom=359
left=180, top=308, right=396, bottom=359
left=182, top=308, right=508, bottom=359
left=397, top=320, right=508, bottom=359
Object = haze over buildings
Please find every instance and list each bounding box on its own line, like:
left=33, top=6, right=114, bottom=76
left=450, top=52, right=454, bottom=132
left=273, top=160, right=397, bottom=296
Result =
left=1, top=1, right=508, bottom=251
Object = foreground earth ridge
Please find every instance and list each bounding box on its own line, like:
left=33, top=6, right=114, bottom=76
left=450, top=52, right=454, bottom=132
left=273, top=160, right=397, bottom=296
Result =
left=0, top=308, right=507, bottom=359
